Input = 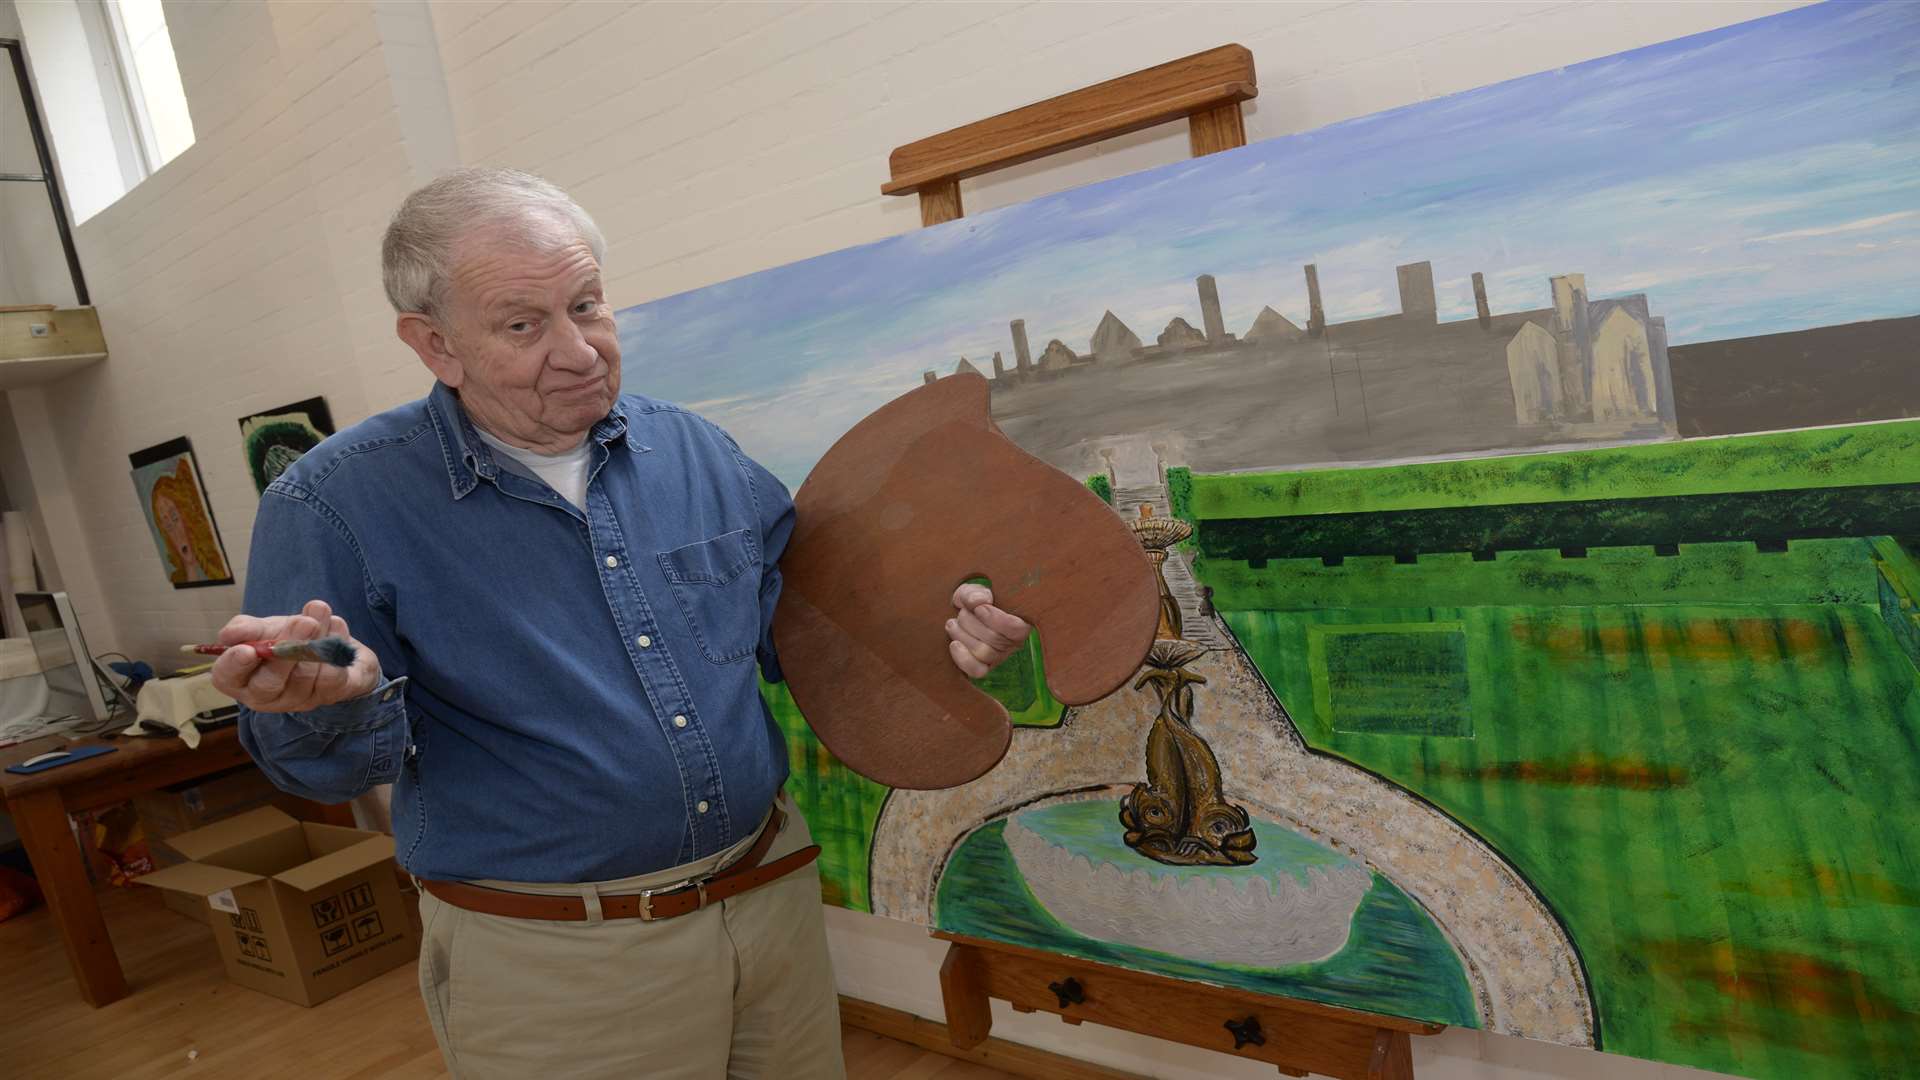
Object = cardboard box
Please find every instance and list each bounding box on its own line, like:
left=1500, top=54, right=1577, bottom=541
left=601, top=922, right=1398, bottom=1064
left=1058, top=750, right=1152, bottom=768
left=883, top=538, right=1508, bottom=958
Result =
left=149, top=843, right=211, bottom=923
left=134, top=766, right=309, bottom=923
left=139, top=806, right=418, bottom=1006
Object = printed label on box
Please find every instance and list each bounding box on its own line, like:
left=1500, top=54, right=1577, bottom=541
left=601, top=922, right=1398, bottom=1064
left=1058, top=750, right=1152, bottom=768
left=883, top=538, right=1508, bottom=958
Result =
left=208, top=889, right=239, bottom=914
left=311, top=894, right=344, bottom=927
left=352, top=911, right=384, bottom=943
left=320, top=924, right=353, bottom=957
left=236, top=931, right=273, bottom=963
left=343, top=882, right=376, bottom=913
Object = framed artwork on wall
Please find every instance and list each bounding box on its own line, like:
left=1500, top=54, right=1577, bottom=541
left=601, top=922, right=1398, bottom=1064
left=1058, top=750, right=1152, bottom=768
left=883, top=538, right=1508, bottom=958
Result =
left=238, top=396, right=335, bottom=495
left=129, top=437, right=233, bottom=589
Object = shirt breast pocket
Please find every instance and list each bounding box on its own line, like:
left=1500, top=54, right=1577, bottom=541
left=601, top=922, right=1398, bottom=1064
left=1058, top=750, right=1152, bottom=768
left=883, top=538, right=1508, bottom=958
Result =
left=657, top=528, right=761, bottom=664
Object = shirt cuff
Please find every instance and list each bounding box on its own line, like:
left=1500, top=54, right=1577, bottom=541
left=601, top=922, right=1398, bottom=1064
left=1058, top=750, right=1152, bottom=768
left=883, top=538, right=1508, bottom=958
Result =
left=293, top=675, right=409, bottom=733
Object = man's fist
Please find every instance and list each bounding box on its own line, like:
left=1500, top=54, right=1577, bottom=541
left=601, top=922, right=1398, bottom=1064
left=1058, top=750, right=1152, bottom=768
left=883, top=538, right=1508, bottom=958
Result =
left=211, top=599, right=383, bottom=713
left=946, top=583, right=1032, bottom=679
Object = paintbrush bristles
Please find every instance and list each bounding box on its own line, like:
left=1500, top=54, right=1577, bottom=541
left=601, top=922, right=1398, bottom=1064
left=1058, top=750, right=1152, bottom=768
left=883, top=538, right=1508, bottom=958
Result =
left=181, top=636, right=358, bottom=667
left=271, top=637, right=357, bottom=667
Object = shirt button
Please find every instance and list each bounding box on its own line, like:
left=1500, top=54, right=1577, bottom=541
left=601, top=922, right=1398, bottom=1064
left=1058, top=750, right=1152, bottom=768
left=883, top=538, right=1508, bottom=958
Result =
left=604, top=555, right=619, bottom=568
left=636, top=635, right=652, bottom=649
left=696, top=800, right=710, bottom=814
left=672, top=714, right=688, bottom=729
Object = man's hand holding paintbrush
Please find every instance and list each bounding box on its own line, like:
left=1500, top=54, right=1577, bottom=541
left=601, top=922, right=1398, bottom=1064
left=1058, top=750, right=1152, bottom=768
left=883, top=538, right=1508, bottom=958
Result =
left=209, top=599, right=382, bottom=713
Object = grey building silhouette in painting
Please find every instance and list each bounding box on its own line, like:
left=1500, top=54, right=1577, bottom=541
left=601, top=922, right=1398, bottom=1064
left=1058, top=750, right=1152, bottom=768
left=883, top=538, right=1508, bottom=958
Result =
left=956, top=266, right=1677, bottom=482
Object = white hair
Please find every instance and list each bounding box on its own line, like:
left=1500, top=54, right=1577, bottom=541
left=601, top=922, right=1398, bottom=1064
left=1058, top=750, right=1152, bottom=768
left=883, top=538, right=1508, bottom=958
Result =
left=381, top=167, right=607, bottom=316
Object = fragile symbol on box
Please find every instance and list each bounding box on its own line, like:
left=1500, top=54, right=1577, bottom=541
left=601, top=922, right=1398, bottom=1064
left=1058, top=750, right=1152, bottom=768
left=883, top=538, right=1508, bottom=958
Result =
left=228, top=907, right=262, bottom=933
left=343, top=882, right=376, bottom=913
left=236, top=932, right=273, bottom=963
left=311, top=894, right=344, bottom=927
left=320, top=924, right=353, bottom=957
left=351, top=911, right=383, bottom=943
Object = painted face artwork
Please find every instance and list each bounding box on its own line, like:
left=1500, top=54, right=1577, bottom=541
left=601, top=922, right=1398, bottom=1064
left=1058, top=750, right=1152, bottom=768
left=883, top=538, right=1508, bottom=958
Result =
left=129, top=440, right=233, bottom=589
left=154, top=492, right=197, bottom=576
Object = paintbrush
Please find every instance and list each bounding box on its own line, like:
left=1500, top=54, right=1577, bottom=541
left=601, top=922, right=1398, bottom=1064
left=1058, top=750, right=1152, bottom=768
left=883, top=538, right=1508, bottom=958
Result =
left=181, top=636, right=358, bottom=667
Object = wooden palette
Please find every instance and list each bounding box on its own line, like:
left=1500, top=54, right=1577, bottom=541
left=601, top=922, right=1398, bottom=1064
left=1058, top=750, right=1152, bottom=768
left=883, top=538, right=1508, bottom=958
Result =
left=773, top=373, right=1161, bottom=790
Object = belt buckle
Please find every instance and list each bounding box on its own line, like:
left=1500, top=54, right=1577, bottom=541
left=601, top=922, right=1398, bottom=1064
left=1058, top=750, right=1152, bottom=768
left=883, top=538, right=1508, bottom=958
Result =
left=636, top=879, right=711, bottom=922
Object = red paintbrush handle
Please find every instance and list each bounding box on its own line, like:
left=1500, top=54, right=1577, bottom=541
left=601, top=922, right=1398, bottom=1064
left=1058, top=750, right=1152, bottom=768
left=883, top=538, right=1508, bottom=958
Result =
left=183, top=641, right=277, bottom=660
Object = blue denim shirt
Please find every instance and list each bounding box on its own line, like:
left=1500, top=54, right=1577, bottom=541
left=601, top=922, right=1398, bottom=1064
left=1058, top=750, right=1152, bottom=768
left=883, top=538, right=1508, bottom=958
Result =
left=237, top=382, right=795, bottom=883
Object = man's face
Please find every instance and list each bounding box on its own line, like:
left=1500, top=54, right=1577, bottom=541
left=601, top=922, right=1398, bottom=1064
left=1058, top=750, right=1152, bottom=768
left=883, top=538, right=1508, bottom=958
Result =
left=431, top=228, right=621, bottom=449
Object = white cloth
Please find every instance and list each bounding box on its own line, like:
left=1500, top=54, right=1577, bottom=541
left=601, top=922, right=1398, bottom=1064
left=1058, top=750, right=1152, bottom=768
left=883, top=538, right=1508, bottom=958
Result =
left=474, top=429, right=591, bottom=510
left=122, top=671, right=238, bottom=748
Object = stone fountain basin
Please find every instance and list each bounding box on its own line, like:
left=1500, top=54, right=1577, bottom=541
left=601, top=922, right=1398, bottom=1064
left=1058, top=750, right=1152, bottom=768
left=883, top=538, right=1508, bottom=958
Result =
left=1003, top=799, right=1375, bottom=968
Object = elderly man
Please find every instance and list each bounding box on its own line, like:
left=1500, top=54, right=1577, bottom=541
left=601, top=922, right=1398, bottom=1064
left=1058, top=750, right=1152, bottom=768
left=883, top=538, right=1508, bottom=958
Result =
left=216, top=168, right=1031, bottom=1079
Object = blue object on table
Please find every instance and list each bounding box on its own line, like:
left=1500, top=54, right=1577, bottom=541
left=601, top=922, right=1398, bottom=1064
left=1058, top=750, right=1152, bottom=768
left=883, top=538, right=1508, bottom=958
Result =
left=5, top=744, right=117, bottom=774
left=109, top=660, right=155, bottom=695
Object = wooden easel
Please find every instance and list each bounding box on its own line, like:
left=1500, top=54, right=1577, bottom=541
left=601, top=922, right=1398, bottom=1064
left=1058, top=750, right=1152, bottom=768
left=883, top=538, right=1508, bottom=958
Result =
left=877, top=45, right=1442, bottom=1079
left=884, top=44, right=1256, bottom=226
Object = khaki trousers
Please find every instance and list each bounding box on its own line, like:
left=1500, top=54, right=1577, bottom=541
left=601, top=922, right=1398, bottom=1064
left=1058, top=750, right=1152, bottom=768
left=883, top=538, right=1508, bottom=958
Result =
left=417, top=801, right=845, bottom=1079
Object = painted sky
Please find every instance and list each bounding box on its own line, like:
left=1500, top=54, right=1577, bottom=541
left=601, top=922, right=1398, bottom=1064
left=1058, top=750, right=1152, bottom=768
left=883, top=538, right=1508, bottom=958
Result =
left=618, top=2, right=1920, bottom=488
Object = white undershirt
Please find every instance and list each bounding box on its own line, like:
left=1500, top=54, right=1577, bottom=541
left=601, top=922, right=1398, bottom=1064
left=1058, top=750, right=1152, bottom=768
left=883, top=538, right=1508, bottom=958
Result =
left=475, top=428, right=592, bottom=510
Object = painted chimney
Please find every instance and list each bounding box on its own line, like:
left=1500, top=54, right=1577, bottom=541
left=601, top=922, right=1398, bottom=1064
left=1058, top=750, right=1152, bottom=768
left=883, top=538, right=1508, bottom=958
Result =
left=1396, top=261, right=1437, bottom=323
left=1472, top=272, right=1491, bottom=328
left=923, top=371, right=937, bottom=385
left=1304, top=264, right=1326, bottom=337
left=991, top=351, right=1006, bottom=380
left=1550, top=274, right=1587, bottom=334
left=1549, top=274, right=1594, bottom=420
left=1011, top=319, right=1033, bottom=373
left=1197, top=274, right=1227, bottom=344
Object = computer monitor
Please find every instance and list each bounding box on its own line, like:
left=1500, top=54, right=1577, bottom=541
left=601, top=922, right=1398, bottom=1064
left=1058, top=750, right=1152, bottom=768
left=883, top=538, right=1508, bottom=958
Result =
left=16, top=590, right=115, bottom=724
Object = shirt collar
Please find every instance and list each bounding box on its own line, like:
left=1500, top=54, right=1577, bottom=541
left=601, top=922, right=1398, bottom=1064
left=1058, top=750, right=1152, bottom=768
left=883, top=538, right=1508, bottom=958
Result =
left=428, top=382, right=638, bottom=500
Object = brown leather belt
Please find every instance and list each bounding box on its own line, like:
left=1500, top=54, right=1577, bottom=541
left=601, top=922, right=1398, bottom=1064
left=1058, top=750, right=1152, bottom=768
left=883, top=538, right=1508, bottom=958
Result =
left=420, top=807, right=821, bottom=922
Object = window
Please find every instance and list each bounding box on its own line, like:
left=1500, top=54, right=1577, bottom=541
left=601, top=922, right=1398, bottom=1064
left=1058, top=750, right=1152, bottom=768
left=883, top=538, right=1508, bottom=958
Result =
left=12, top=0, right=193, bottom=222
left=99, top=0, right=192, bottom=172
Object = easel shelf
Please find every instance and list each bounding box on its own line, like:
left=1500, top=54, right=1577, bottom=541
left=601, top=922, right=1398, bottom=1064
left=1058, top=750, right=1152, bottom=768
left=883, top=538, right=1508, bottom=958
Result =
left=884, top=44, right=1256, bottom=226
left=939, top=933, right=1438, bottom=1080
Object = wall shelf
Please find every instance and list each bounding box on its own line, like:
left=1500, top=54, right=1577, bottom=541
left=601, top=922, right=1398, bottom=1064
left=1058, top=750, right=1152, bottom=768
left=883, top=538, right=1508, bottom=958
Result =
left=0, top=352, right=107, bottom=390
left=0, top=307, right=106, bottom=388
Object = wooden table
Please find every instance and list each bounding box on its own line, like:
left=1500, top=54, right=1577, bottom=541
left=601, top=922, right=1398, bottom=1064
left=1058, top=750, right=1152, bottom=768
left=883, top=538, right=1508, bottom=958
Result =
left=0, top=725, right=350, bottom=1006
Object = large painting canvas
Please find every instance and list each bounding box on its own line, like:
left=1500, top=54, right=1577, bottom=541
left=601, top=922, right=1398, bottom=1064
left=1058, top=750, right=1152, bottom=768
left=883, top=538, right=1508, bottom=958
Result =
left=618, top=5, right=1920, bottom=1077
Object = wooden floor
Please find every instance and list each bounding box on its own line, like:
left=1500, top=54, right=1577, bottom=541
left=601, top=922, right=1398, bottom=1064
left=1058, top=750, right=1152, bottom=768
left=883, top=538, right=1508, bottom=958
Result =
left=1, top=886, right=1015, bottom=1079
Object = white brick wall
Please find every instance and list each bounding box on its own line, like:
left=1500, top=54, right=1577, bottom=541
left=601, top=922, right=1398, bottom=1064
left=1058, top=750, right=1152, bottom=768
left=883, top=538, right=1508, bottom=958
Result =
left=7, top=2, right=1809, bottom=1076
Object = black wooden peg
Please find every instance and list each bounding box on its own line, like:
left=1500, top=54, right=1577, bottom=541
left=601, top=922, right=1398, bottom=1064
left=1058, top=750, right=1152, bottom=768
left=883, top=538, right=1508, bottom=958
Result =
left=1048, top=977, right=1085, bottom=1009
left=1224, top=1015, right=1266, bottom=1050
